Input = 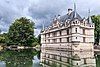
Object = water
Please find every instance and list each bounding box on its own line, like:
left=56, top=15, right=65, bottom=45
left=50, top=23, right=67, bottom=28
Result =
left=0, top=49, right=41, bottom=67
left=33, top=55, right=41, bottom=67
left=0, top=49, right=100, bottom=67
left=96, top=55, right=100, bottom=67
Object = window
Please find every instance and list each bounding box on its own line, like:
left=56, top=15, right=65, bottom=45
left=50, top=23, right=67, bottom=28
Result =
left=54, top=55, right=57, bottom=60
left=67, top=29, right=69, bottom=35
left=83, top=29, right=85, bottom=35
left=83, top=37, right=85, bottom=42
left=60, top=38, right=62, bottom=43
left=75, top=28, right=77, bottom=33
left=53, top=39, right=57, bottom=43
left=48, top=33, right=50, bottom=37
left=53, top=32, right=55, bottom=37
left=84, top=58, right=87, bottom=64
left=67, top=58, right=70, bottom=63
left=59, top=31, right=61, bottom=36
left=67, top=37, right=69, bottom=42
left=60, top=56, right=62, bottom=61
left=46, top=34, right=48, bottom=37
left=76, top=21, right=78, bottom=23
left=48, top=39, right=50, bottom=43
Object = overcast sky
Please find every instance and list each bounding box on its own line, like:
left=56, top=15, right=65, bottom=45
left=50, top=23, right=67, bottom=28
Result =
left=0, top=0, right=100, bottom=36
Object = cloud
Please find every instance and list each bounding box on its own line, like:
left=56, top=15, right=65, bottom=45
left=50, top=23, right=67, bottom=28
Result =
left=0, top=0, right=100, bottom=36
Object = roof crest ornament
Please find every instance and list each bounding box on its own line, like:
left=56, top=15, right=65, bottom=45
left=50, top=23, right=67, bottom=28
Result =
left=42, top=21, right=45, bottom=31
left=74, top=0, right=77, bottom=18
left=88, top=9, right=92, bottom=23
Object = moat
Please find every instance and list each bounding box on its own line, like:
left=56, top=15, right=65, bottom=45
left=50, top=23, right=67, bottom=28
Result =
left=0, top=48, right=100, bottom=67
left=0, top=48, right=41, bottom=67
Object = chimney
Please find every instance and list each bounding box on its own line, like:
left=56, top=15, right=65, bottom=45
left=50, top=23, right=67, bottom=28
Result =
left=68, top=8, right=72, bottom=15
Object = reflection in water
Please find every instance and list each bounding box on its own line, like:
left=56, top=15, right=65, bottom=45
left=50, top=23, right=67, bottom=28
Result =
left=33, top=55, right=41, bottom=67
left=0, top=49, right=40, bottom=67
left=0, top=48, right=100, bottom=67
left=41, top=48, right=98, bottom=67
left=96, top=55, right=100, bottom=67
left=0, top=61, right=6, bottom=67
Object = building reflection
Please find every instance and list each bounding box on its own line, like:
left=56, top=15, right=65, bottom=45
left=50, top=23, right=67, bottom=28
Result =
left=41, top=47, right=96, bottom=67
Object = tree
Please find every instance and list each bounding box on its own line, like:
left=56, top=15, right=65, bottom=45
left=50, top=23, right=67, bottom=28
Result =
left=0, top=36, right=5, bottom=43
left=7, top=17, right=35, bottom=46
left=91, top=15, right=100, bottom=44
left=0, top=33, right=7, bottom=43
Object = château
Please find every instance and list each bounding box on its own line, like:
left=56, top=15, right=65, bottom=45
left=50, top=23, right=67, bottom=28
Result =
left=40, top=4, right=96, bottom=67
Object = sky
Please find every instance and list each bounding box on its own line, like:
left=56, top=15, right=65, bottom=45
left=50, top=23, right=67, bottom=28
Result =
left=0, top=0, right=100, bottom=36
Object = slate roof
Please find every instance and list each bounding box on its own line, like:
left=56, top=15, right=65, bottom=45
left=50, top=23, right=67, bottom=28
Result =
left=87, top=17, right=92, bottom=23
left=59, top=11, right=82, bottom=22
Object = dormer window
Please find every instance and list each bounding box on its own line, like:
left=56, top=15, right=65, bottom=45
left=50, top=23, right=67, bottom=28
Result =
left=68, top=8, right=73, bottom=15
left=66, top=20, right=68, bottom=22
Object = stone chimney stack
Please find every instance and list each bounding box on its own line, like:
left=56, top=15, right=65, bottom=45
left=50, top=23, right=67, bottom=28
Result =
left=68, top=8, right=72, bottom=15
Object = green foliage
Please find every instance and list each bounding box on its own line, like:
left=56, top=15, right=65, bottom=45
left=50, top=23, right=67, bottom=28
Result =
left=32, top=42, right=39, bottom=47
left=7, top=17, right=35, bottom=46
left=0, top=36, right=5, bottom=43
left=0, top=33, right=7, bottom=43
left=91, top=15, right=100, bottom=44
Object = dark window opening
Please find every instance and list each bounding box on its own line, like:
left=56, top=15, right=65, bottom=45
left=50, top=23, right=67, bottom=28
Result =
left=60, top=31, right=61, bottom=36
left=60, top=38, right=62, bottom=43
left=60, top=57, right=62, bottom=61
left=67, top=29, right=69, bottom=35
left=84, top=58, right=87, bottom=64
left=53, top=39, right=57, bottom=43
left=83, top=29, right=85, bottom=35
left=67, top=37, right=69, bottom=42
left=83, top=37, right=85, bottom=42
left=75, top=28, right=77, bottom=33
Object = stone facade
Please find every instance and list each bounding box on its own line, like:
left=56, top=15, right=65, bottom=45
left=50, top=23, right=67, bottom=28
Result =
left=40, top=8, right=96, bottom=67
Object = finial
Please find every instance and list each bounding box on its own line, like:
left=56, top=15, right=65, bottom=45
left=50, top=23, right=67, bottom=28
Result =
left=42, top=21, right=45, bottom=31
left=88, top=9, right=92, bottom=23
left=74, top=0, right=76, bottom=12
left=88, top=9, right=91, bottom=17
left=74, top=0, right=77, bottom=18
